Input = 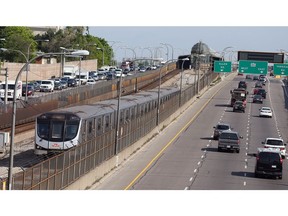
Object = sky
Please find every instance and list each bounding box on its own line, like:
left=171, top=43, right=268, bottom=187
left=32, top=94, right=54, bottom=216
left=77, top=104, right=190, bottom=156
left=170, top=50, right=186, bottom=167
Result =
left=88, top=26, right=288, bottom=62
left=2, top=1, right=288, bottom=64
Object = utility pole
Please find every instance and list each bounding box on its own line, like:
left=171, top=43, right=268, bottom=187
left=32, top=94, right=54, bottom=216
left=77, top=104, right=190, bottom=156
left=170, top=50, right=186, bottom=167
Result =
left=0, top=67, right=8, bottom=112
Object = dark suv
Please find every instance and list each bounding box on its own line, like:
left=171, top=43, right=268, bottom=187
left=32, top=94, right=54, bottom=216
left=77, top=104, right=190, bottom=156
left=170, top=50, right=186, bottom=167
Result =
left=238, top=81, right=247, bottom=89
left=256, top=89, right=266, bottom=99
left=233, top=100, right=245, bottom=113
left=254, top=148, right=283, bottom=179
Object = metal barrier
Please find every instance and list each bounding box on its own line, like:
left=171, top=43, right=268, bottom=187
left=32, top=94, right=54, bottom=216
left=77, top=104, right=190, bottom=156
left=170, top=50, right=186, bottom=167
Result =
left=0, top=70, right=218, bottom=190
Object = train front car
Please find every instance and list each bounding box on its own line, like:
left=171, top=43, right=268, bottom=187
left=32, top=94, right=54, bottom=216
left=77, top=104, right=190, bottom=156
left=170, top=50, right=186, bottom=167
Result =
left=35, top=112, right=81, bottom=155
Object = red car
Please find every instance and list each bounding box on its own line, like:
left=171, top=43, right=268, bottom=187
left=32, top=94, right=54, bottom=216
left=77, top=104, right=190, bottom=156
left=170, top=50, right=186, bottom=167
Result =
left=254, top=88, right=259, bottom=95
left=22, top=85, right=35, bottom=96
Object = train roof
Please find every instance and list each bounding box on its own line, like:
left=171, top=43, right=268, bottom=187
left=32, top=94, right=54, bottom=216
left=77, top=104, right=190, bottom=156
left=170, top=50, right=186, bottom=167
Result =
left=40, top=87, right=179, bottom=119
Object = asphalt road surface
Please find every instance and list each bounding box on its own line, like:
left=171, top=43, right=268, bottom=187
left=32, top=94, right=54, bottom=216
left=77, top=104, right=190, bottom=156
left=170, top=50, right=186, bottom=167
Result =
left=91, top=74, right=288, bottom=190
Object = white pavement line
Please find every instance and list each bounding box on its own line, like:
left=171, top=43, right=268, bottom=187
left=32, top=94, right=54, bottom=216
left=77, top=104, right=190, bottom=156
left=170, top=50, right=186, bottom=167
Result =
left=190, top=177, right=193, bottom=181
left=194, top=169, right=197, bottom=173
left=244, top=182, right=246, bottom=186
left=197, top=161, right=201, bottom=166
left=201, top=155, right=204, bottom=159
left=184, top=187, right=189, bottom=190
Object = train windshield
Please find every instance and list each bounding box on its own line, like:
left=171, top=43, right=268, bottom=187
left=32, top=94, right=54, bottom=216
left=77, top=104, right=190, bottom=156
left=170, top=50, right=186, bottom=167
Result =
left=37, top=115, right=80, bottom=142
left=64, top=123, right=79, bottom=140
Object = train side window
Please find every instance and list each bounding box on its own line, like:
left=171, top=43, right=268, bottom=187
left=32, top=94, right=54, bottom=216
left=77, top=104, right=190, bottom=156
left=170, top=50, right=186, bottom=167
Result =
left=120, top=110, right=124, bottom=124
left=131, top=107, right=135, bottom=119
left=105, top=115, right=110, bottom=129
left=140, top=104, right=144, bottom=116
left=125, top=109, right=129, bottom=121
left=97, top=117, right=102, bottom=132
left=88, top=121, right=93, bottom=134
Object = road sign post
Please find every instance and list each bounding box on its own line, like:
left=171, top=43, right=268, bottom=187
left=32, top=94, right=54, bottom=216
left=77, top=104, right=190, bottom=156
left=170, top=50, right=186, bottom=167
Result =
left=214, top=61, right=232, bottom=73
left=273, top=64, right=288, bottom=76
left=238, top=60, right=268, bottom=74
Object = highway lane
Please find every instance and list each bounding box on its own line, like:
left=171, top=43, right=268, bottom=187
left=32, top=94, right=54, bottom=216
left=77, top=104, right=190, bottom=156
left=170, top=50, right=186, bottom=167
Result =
left=91, top=74, right=288, bottom=190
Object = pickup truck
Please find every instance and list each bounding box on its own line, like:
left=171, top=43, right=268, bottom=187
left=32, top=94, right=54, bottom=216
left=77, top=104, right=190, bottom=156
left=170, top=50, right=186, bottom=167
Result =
left=218, top=131, right=242, bottom=153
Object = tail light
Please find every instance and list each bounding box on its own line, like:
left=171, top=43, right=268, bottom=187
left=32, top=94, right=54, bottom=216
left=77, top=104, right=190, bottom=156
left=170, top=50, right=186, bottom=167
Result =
left=280, top=157, right=283, bottom=164
left=280, top=147, right=285, bottom=151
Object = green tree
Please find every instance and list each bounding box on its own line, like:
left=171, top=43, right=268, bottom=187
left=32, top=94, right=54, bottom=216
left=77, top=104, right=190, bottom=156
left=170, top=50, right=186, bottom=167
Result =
left=0, top=26, right=35, bottom=62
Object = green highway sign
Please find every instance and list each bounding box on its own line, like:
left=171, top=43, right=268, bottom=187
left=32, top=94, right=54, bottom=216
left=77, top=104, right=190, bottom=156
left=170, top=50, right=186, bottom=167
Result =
left=273, top=64, right=288, bottom=75
left=214, top=61, right=232, bottom=73
left=239, top=60, right=268, bottom=74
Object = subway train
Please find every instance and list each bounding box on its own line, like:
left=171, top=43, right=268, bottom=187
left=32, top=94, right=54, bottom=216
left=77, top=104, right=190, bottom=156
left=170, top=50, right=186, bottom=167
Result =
left=34, top=86, right=180, bottom=155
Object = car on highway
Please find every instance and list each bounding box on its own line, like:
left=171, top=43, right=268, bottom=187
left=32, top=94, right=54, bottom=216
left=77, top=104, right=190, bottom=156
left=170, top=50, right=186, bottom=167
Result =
left=67, top=79, right=77, bottom=87
left=54, top=81, right=63, bottom=90
left=259, top=107, right=272, bottom=118
left=233, top=100, right=245, bottom=112
left=87, top=78, right=96, bottom=85
left=256, top=88, right=266, bottom=99
left=40, top=80, right=54, bottom=92
left=60, top=80, right=68, bottom=89
left=238, top=81, right=247, bottom=89
left=253, top=94, right=263, bottom=103
left=218, top=130, right=242, bottom=153
left=245, top=74, right=252, bottom=79
left=254, top=81, right=263, bottom=88
left=213, top=123, right=233, bottom=140
left=254, top=148, right=283, bottom=179
left=262, top=137, right=286, bottom=159
left=253, top=75, right=259, bottom=81
left=22, top=84, right=35, bottom=97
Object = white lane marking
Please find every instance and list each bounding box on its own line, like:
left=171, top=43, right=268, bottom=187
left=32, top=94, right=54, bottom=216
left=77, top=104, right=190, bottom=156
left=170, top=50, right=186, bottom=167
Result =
left=190, top=177, right=193, bottom=182
left=197, top=161, right=201, bottom=166
left=194, top=169, right=197, bottom=173
left=244, top=182, right=246, bottom=186
left=185, top=187, right=189, bottom=190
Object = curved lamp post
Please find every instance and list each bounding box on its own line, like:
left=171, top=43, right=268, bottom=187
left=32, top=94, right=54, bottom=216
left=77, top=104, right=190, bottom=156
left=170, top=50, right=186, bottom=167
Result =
left=26, top=39, right=49, bottom=101
left=179, top=57, right=190, bottom=107
left=6, top=49, right=89, bottom=190
left=161, top=43, right=174, bottom=62
left=221, top=46, right=233, bottom=61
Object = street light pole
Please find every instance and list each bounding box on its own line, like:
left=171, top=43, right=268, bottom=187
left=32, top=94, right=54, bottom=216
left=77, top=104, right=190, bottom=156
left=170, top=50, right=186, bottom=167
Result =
left=6, top=50, right=89, bottom=190
left=25, top=39, right=49, bottom=101
left=221, top=46, right=233, bottom=61
left=160, top=43, right=169, bottom=62
left=179, top=58, right=189, bottom=107
left=108, top=41, right=121, bottom=66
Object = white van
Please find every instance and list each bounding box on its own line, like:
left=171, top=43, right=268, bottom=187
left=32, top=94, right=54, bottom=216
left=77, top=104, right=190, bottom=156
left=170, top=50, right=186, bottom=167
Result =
left=0, top=80, right=22, bottom=100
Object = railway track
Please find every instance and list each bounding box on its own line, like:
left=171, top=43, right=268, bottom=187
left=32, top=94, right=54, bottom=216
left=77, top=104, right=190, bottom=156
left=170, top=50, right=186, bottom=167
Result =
left=1, top=69, right=180, bottom=136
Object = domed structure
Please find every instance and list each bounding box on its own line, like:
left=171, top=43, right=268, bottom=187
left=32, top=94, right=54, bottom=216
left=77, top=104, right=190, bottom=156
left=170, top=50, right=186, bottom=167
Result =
left=190, top=41, right=221, bottom=69
left=191, top=41, right=211, bottom=55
